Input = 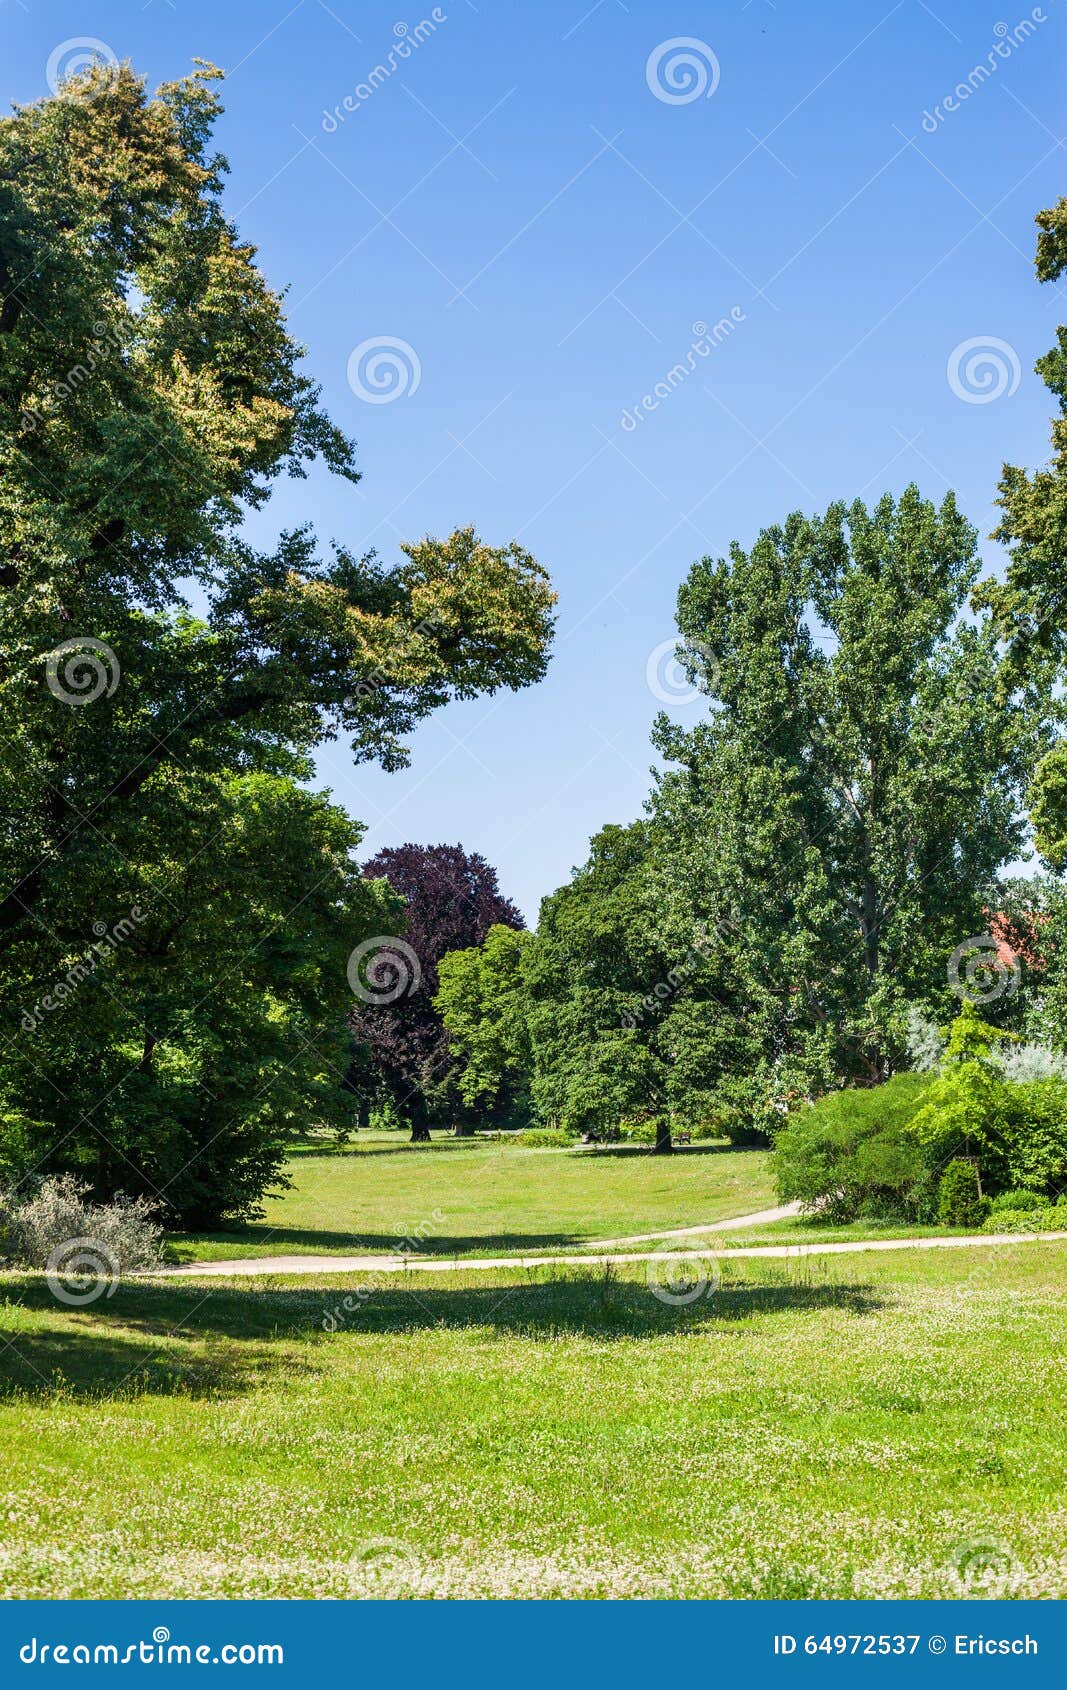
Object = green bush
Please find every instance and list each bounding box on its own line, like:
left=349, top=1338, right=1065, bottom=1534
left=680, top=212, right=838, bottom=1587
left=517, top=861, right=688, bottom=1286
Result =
left=617, top=1118, right=659, bottom=1145
left=988, top=1188, right=1046, bottom=1214
left=938, top=1160, right=990, bottom=1228
left=1000, top=1079, right=1067, bottom=1194
left=512, top=1127, right=576, bottom=1149
left=772, top=1074, right=935, bottom=1222
left=983, top=1201, right=1067, bottom=1234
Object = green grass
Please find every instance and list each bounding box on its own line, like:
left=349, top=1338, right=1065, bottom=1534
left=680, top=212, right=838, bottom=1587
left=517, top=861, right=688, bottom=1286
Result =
left=169, top=1135, right=778, bottom=1262
left=2, top=1242, right=1066, bottom=1597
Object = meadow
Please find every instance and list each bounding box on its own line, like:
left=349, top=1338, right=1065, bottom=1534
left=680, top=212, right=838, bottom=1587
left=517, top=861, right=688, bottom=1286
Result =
left=1, top=1239, right=1065, bottom=1599
left=169, top=1135, right=779, bottom=1262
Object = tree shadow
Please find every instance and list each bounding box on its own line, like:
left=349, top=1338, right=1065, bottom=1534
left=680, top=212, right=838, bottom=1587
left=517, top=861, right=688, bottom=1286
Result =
left=315, top=1275, right=889, bottom=1338
left=167, top=1225, right=591, bottom=1259
left=0, top=1268, right=889, bottom=1404
left=0, top=1275, right=319, bottom=1402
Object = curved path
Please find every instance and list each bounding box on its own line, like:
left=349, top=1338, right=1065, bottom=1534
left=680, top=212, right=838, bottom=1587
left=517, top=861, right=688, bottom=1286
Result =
left=162, top=1216, right=1067, bottom=1279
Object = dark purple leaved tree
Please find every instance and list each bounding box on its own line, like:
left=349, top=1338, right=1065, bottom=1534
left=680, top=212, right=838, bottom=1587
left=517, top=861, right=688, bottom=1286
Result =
left=348, top=843, right=522, bottom=1140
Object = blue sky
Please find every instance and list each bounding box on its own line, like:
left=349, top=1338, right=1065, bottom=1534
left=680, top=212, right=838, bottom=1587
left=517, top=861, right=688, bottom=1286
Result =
left=7, top=0, right=1066, bottom=920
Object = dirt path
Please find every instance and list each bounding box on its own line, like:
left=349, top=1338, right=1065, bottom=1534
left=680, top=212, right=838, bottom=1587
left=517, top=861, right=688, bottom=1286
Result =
left=162, top=1221, right=1067, bottom=1278
left=585, top=1202, right=801, bottom=1246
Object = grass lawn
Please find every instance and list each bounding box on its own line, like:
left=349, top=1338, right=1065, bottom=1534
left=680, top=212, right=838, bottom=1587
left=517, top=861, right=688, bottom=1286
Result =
left=1, top=1243, right=1066, bottom=1598
left=169, top=1135, right=778, bottom=1262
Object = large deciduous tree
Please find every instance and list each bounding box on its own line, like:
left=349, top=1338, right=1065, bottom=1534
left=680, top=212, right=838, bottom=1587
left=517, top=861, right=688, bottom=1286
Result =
left=349, top=844, right=524, bottom=1139
left=650, top=486, right=1047, bottom=1089
left=974, top=193, right=1067, bottom=857
left=434, top=924, right=532, bottom=1126
left=0, top=63, right=554, bottom=1220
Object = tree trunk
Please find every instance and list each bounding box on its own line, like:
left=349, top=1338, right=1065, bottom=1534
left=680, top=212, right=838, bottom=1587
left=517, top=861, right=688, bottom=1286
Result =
left=652, top=1118, right=673, bottom=1155
left=409, top=1122, right=431, bottom=1143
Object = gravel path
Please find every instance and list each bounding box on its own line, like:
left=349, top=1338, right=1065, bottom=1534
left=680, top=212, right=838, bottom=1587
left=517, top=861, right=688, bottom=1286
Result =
left=161, top=1218, right=1067, bottom=1278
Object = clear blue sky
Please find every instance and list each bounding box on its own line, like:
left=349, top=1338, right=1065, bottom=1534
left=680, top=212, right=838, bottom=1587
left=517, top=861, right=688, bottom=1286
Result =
left=7, top=0, right=1066, bottom=920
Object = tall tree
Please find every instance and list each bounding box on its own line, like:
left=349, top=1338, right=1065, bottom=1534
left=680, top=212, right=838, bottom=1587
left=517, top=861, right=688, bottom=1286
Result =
left=349, top=844, right=523, bottom=1139
left=974, top=192, right=1067, bottom=854
left=0, top=62, right=554, bottom=1218
left=651, top=487, right=1047, bottom=1088
left=434, top=924, right=532, bottom=1126
left=976, top=194, right=1067, bottom=681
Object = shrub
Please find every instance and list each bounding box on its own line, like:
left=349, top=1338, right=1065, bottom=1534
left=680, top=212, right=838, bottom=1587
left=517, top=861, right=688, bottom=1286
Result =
left=1000, top=1078, right=1067, bottom=1194
left=617, top=1118, right=658, bottom=1146
left=512, top=1127, right=576, bottom=1149
left=983, top=1201, right=1067, bottom=1234
left=772, top=1073, right=934, bottom=1222
left=938, top=1160, right=989, bottom=1228
left=999, top=1042, right=1067, bottom=1083
left=2, top=1176, right=164, bottom=1274
left=988, top=1188, right=1046, bottom=1214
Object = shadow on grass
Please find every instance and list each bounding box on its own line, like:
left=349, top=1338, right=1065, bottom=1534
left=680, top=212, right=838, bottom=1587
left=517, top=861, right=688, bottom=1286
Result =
left=0, top=1269, right=887, bottom=1401
left=577, top=1143, right=764, bottom=1160
left=167, top=1226, right=591, bottom=1259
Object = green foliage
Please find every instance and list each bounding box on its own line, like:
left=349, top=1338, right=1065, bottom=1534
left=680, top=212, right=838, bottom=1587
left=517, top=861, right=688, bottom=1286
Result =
left=937, top=1160, right=989, bottom=1228
left=1000, top=1077, right=1067, bottom=1195
left=772, top=1073, right=934, bottom=1222
left=909, top=1001, right=1012, bottom=1184
left=975, top=194, right=1067, bottom=698
left=988, top=1188, right=1046, bottom=1214
left=511, top=1127, right=576, bottom=1149
left=435, top=925, right=532, bottom=1124
left=651, top=487, right=1048, bottom=1088
left=0, top=65, right=554, bottom=1223
left=983, top=1200, right=1067, bottom=1233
